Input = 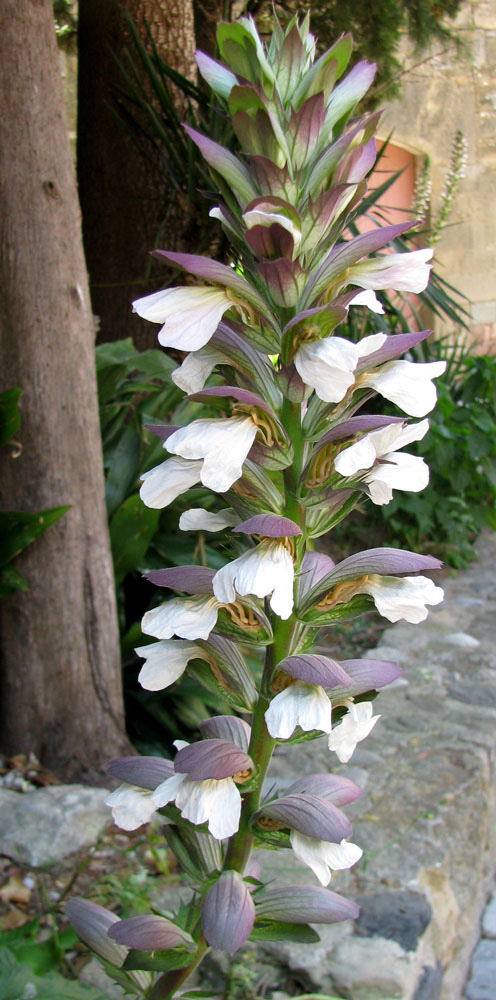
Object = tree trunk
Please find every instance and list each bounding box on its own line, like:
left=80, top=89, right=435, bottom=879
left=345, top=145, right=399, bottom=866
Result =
left=0, top=0, right=130, bottom=782
left=77, top=0, right=197, bottom=350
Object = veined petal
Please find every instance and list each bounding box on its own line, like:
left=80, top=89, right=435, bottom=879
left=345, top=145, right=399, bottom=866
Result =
left=176, top=776, right=241, bottom=839
left=135, top=640, right=202, bottom=691
left=366, top=452, right=429, bottom=504
left=361, top=574, right=444, bottom=623
left=213, top=539, right=294, bottom=620
left=294, top=337, right=359, bottom=402
left=265, top=681, right=333, bottom=739
left=141, top=595, right=221, bottom=641
left=290, top=831, right=362, bottom=886
left=360, top=360, right=446, bottom=417
left=334, top=436, right=377, bottom=477
left=133, top=286, right=234, bottom=351
left=152, top=772, right=187, bottom=808
left=171, top=344, right=224, bottom=394
left=166, top=417, right=257, bottom=493
left=179, top=507, right=240, bottom=532
left=350, top=248, right=433, bottom=294
left=327, top=701, right=380, bottom=763
left=350, top=289, right=385, bottom=314
left=105, top=784, right=157, bottom=831
left=335, top=419, right=430, bottom=480
left=140, top=457, right=202, bottom=509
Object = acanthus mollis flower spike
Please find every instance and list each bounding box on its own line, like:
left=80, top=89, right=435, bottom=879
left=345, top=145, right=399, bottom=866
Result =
left=255, top=885, right=359, bottom=925
left=152, top=739, right=254, bottom=840
left=201, top=870, right=255, bottom=954
left=135, top=640, right=203, bottom=692
left=265, top=654, right=353, bottom=740
left=108, top=915, right=196, bottom=954
left=213, top=538, right=295, bottom=620
left=333, top=419, right=431, bottom=505
left=327, top=701, right=380, bottom=763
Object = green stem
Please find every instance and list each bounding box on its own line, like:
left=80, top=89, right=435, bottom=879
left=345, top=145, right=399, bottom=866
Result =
left=147, top=935, right=209, bottom=1000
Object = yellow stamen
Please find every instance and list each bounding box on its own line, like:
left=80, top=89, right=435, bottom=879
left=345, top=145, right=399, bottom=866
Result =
left=316, top=575, right=369, bottom=610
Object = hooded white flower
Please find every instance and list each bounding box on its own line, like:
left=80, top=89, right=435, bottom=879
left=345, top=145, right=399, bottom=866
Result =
left=213, top=539, right=294, bottom=620
left=141, top=595, right=222, bottom=641
left=132, top=286, right=236, bottom=352
left=166, top=417, right=257, bottom=493
left=294, top=333, right=386, bottom=403
left=135, top=640, right=202, bottom=691
left=334, top=420, right=430, bottom=505
left=349, top=248, right=433, bottom=294
left=360, top=360, right=447, bottom=417
left=242, top=206, right=302, bottom=253
left=171, top=344, right=225, bottom=394
left=105, top=784, right=158, bottom=831
left=327, top=701, right=380, bottom=763
left=140, top=456, right=202, bottom=509
left=290, top=831, right=363, bottom=886
left=152, top=771, right=241, bottom=840
left=349, top=289, right=385, bottom=314
left=179, top=507, right=240, bottom=532
left=359, top=574, right=444, bottom=624
left=265, top=681, right=333, bottom=739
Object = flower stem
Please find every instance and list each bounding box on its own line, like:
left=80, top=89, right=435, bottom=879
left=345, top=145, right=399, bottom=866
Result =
left=147, top=934, right=209, bottom=1000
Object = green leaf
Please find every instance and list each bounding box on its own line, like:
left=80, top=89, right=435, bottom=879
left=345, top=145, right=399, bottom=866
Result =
left=110, top=493, right=160, bottom=586
left=0, top=506, right=71, bottom=568
left=0, top=947, right=110, bottom=1000
left=250, top=921, right=320, bottom=943
left=122, top=946, right=195, bottom=972
left=0, top=565, right=28, bottom=595
left=105, top=418, right=142, bottom=516
left=0, top=388, right=21, bottom=445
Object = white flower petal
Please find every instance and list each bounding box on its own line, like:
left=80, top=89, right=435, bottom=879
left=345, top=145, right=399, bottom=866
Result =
left=135, top=640, right=202, bottom=691
left=361, top=574, right=444, bottom=624
left=365, top=452, right=429, bottom=503
left=350, top=248, right=433, bottom=294
left=132, top=286, right=233, bottom=351
left=152, top=772, right=187, bottom=808
left=290, top=831, right=363, bottom=886
left=140, top=457, right=202, bottom=509
left=105, top=785, right=157, bottom=831
left=294, top=337, right=359, bottom=403
left=141, top=595, right=220, bottom=641
left=166, top=417, right=257, bottom=493
left=179, top=508, right=240, bottom=532
left=350, top=289, right=385, bottom=313
left=176, top=777, right=241, bottom=839
left=171, top=345, right=223, bottom=394
left=265, top=682, right=333, bottom=739
left=354, top=333, right=388, bottom=358
left=213, top=540, right=294, bottom=620
left=361, top=360, right=446, bottom=417
left=327, top=701, right=380, bottom=763
left=334, top=436, right=377, bottom=477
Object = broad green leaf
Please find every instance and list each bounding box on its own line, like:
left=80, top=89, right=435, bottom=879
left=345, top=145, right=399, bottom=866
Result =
left=110, top=493, right=160, bottom=585
left=122, top=946, right=195, bottom=973
left=250, top=920, right=320, bottom=943
left=0, top=506, right=71, bottom=567
left=105, top=418, right=142, bottom=516
left=0, top=388, right=21, bottom=445
left=0, top=565, right=28, bottom=595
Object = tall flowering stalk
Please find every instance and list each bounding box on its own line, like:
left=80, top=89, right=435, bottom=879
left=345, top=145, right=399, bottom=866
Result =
left=68, top=14, right=445, bottom=999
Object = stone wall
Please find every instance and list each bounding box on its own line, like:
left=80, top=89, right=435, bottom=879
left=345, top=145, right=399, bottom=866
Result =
left=380, top=1, right=496, bottom=351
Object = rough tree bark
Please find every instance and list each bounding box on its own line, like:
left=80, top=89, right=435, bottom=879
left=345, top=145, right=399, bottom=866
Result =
left=78, top=0, right=197, bottom=349
left=0, top=0, right=130, bottom=782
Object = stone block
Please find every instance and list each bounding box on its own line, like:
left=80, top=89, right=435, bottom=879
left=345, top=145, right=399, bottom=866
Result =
left=413, top=963, right=443, bottom=1000
left=0, top=784, right=110, bottom=867
left=355, top=890, right=432, bottom=951
left=465, top=939, right=496, bottom=999
left=329, top=935, right=417, bottom=1000
left=482, top=892, right=496, bottom=939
